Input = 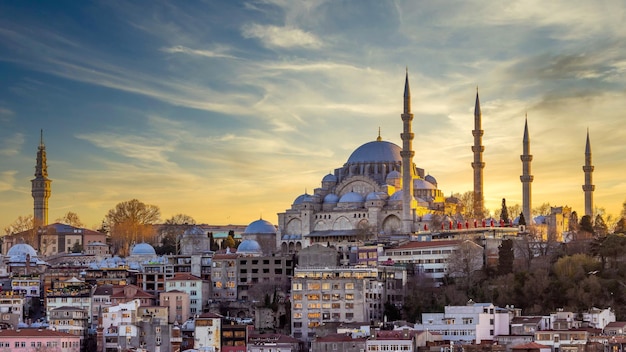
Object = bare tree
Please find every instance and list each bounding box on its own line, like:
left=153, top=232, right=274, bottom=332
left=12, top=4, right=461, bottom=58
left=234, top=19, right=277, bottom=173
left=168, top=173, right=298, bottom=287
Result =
left=104, top=199, right=161, bottom=256
left=4, top=214, right=34, bottom=235
left=446, top=240, right=484, bottom=289
left=55, top=211, right=84, bottom=227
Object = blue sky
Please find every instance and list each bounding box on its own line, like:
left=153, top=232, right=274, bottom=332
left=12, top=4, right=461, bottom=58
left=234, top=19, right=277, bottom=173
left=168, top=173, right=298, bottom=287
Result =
left=1, top=0, right=626, bottom=230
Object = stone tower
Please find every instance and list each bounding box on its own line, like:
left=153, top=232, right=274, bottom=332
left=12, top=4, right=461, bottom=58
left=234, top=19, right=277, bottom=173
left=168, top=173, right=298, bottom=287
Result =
left=582, top=129, right=595, bottom=217
left=401, top=70, right=415, bottom=234
left=471, top=90, right=485, bottom=219
left=520, top=117, right=533, bottom=224
left=31, top=130, right=51, bottom=227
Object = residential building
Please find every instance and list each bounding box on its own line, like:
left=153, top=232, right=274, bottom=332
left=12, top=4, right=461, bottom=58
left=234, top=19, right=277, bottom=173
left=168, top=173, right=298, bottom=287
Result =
left=165, top=272, right=210, bottom=315
left=194, top=312, right=222, bottom=351
left=211, top=253, right=239, bottom=302
left=49, top=306, right=89, bottom=339
left=0, top=328, right=81, bottom=352
left=604, top=322, right=626, bottom=336
left=383, top=239, right=483, bottom=285
left=236, top=253, right=294, bottom=301
left=45, top=277, right=91, bottom=323
left=247, top=333, right=303, bottom=352
left=221, top=322, right=248, bottom=352
left=311, top=333, right=366, bottom=352
left=414, top=302, right=511, bottom=343
left=11, top=274, right=41, bottom=298
left=0, top=291, right=25, bottom=328
left=110, top=284, right=156, bottom=307
left=160, top=290, right=190, bottom=324
left=533, top=330, right=589, bottom=351
left=581, top=307, right=615, bottom=329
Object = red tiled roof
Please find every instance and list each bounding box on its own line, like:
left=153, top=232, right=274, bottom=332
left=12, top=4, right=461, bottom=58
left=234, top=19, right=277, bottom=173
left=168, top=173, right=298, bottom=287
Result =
left=170, top=273, right=202, bottom=281
left=315, top=333, right=367, bottom=342
left=512, top=342, right=551, bottom=350
left=392, top=240, right=461, bottom=250
left=605, top=322, right=626, bottom=328
left=197, top=312, right=223, bottom=319
left=0, top=328, right=81, bottom=338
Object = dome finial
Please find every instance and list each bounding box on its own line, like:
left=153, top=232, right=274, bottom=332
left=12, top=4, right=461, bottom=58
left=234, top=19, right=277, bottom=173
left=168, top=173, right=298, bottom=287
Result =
left=377, top=127, right=382, bottom=141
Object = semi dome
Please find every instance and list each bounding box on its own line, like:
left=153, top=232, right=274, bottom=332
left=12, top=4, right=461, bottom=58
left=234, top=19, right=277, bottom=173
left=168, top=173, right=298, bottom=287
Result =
left=414, top=179, right=436, bottom=189
left=389, top=190, right=416, bottom=202
left=347, top=140, right=402, bottom=164
left=339, top=192, right=364, bottom=203
left=244, top=219, right=276, bottom=234
left=425, top=174, right=437, bottom=185
left=7, top=243, right=38, bottom=258
left=293, top=193, right=314, bottom=205
left=236, top=239, right=262, bottom=254
left=386, top=170, right=401, bottom=181
left=366, top=191, right=388, bottom=201
left=130, top=242, right=156, bottom=256
left=322, top=173, right=338, bottom=183
left=323, top=193, right=340, bottom=203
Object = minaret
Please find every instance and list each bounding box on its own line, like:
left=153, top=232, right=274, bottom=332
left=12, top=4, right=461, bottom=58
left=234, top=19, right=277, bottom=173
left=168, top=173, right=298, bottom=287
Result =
left=582, top=129, right=595, bottom=217
left=401, top=70, right=415, bottom=234
left=471, top=89, right=485, bottom=219
left=31, top=130, right=51, bottom=227
left=520, top=117, right=533, bottom=224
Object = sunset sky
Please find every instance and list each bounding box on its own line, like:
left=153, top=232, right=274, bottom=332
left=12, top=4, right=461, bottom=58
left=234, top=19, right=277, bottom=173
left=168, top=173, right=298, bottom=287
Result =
left=1, top=1, right=626, bottom=231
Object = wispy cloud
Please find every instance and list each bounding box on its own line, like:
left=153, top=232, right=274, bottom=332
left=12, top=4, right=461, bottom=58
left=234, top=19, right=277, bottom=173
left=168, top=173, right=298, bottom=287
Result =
left=161, top=45, right=239, bottom=59
left=0, top=107, right=13, bottom=122
left=241, top=23, right=322, bottom=49
left=0, top=133, right=24, bottom=156
left=0, top=170, right=17, bottom=192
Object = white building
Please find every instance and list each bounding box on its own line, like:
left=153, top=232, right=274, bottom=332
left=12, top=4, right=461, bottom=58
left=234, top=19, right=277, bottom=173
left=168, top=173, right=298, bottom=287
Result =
left=383, top=239, right=484, bottom=285
left=165, top=272, right=210, bottom=315
left=414, top=302, right=510, bottom=343
left=194, top=312, right=222, bottom=351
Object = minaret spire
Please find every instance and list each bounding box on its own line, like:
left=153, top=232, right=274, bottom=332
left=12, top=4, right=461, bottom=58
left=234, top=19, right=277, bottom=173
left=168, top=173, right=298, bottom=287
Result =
left=31, top=129, right=52, bottom=227
left=401, top=70, right=415, bottom=234
left=520, top=116, right=533, bottom=224
left=583, top=129, right=595, bottom=217
left=471, top=88, right=485, bottom=220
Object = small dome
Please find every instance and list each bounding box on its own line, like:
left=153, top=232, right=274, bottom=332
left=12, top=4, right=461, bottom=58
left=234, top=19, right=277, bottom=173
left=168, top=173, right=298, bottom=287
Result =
left=7, top=243, right=38, bottom=258
left=293, top=193, right=315, bottom=205
left=323, top=193, right=340, bottom=204
left=236, top=239, right=262, bottom=254
left=389, top=190, right=416, bottom=202
left=366, top=191, right=388, bottom=201
left=414, top=179, right=436, bottom=190
left=386, top=170, right=401, bottom=181
left=130, top=243, right=156, bottom=256
left=322, top=173, right=338, bottom=183
left=347, top=140, right=402, bottom=164
left=183, top=226, right=206, bottom=236
left=244, top=219, right=276, bottom=234
left=425, top=174, right=437, bottom=185
left=339, top=192, right=364, bottom=203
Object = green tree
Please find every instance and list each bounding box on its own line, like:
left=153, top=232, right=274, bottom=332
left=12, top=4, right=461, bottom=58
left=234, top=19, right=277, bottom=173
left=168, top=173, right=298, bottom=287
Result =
left=580, top=215, right=594, bottom=234
left=104, top=199, right=161, bottom=256
left=222, top=234, right=236, bottom=250
left=614, top=218, right=626, bottom=234
left=594, top=214, right=608, bottom=237
left=498, top=239, right=514, bottom=275
left=500, top=198, right=510, bottom=223
left=71, top=241, right=83, bottom=253
left=518, top=212, right=526, bottom=226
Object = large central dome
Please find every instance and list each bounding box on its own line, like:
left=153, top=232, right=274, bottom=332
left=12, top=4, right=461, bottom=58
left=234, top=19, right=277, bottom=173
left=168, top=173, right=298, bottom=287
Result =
left=347, top=140, right=402, bottom=164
